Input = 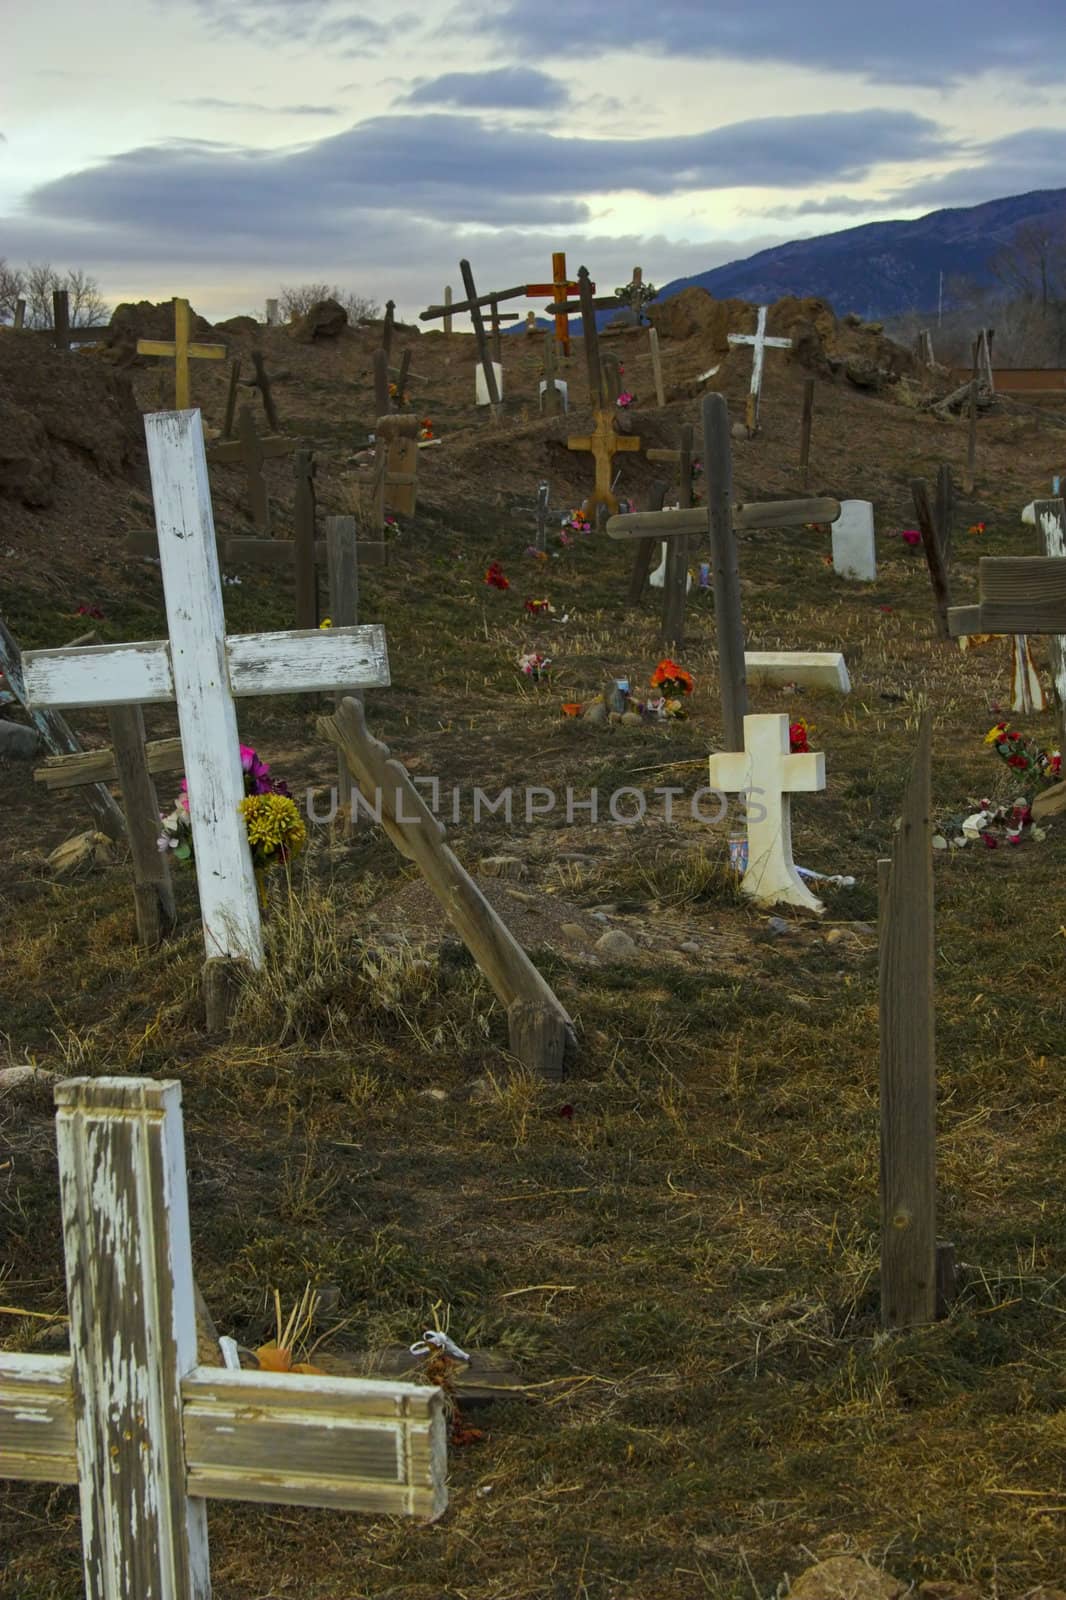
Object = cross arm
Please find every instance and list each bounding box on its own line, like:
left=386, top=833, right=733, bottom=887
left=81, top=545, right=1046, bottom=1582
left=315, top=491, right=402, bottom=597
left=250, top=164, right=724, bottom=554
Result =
left=947, top=556, right=1066, bottom=635
left=728, top=334, right=793, bottom=350
left=706, top=750, right=754, bottom=791
left=420, top=285, right=527, bottom=320
left=606, top=496, right=841, bottom=540
left=187, top=342, right=228, bottom=360
left=543, top=296, right=618, bottom=314
left=0, top=1353, right=77, bottom=1484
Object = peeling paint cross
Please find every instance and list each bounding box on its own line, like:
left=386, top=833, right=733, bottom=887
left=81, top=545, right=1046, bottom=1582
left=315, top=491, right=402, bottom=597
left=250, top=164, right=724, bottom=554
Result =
left=0, top=1075, right=446, bottom=1600
left=22, top=410, right=390, bottom=983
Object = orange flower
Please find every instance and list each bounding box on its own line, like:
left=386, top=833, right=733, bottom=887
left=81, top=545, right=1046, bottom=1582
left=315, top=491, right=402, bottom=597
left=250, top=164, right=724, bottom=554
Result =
left=562, top=702, right=584, bottom=717
left=650, top=658, right=694, bottom=694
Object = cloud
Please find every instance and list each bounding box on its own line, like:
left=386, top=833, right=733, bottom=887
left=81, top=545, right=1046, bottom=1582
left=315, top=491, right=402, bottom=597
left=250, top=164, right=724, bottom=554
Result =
left=880, top=130, right=1066, bottom=211
left=402, top=67, right=570, bottom=110
left=163, top=0, right=399, bottom=50
left=745, top=195, right=894, bottom=220
left=483, top=0, right=1064, bottom=85
left=179, top=98, right=340, bottom=115
left=4, top=109, right=948, bottom=263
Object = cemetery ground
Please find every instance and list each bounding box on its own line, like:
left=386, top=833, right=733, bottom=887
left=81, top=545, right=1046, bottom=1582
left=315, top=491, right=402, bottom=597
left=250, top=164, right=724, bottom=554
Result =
left=2, top=308, right=1066, bottom=1598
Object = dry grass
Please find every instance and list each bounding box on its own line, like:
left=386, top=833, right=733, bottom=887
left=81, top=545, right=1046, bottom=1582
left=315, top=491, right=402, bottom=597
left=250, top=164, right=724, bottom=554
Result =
left=3, top=360, right=1066, bottom=1598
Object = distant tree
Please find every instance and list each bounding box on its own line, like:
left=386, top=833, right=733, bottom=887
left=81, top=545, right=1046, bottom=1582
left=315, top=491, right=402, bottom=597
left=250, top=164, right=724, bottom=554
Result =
left=990, top=220, right=1066, bottom=313
left=0, top=258, right=26, bottom=323
left=18, top=262, right=109, bottom=328
left=278, top=283, right=381, bottom=323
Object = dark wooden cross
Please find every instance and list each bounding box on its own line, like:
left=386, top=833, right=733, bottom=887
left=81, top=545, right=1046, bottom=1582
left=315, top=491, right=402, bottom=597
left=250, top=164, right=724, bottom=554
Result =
left=47, top=288, right=109, bottom=351
left=544, top=266, right=619, bottom=408
left=629, top=424, right=697, bottom=624
left=238, top=349, right=283, bottom=431
left=205, top=405, right=299, bottom=532
left=420, top=269, right=529, bottom=419
left=607, top=396, right=841, bottom=732
left=224, top=462, right=388, bottom=633
left=510, top=481, right=571, bottom=553
left=382, top=300, right=395, bottom=361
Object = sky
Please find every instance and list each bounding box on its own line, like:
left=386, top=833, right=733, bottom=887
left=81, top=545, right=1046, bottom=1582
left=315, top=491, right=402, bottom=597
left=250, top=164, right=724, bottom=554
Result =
left=4, top=1, right=1066, bottom=324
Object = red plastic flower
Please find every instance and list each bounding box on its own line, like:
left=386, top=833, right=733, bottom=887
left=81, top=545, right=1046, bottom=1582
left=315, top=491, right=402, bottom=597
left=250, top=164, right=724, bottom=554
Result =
left=485, top=561, right=510, bottom=590
left=789, top=718, right=814, bottom=753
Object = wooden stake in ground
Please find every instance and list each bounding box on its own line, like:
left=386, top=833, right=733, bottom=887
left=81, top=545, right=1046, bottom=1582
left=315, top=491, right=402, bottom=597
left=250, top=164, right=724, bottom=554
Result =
left=320, top=696, right=577, bottom=1076
left=934, top=464, right=955, bottom=567
left=910, top=479, right=952, bottom=640
left=0, top=616, right=125, bottom=841
left=799, top=377, right=815, bottom=486
left=541, top=334, right=564, bottom=416
left=136, top=298, right=226, bottom=410
left=222, top=358, right=241, bottom=438
left=22, top=411, right=390, bottom=1019
left=648, top=327, right=666, bottom=408
left=13, top=298, right=26, bottom=331
left=293, top=449, right=318, bottom=629
left=106, top=705, right=178, bottom=946
left=0, top=1075, right=447, bottom=1600
left=1033, top=499, right=1066, bottom=749
left=878, top=711, right=938, bottom=1329
left=727, top=306, right=794, bottom=435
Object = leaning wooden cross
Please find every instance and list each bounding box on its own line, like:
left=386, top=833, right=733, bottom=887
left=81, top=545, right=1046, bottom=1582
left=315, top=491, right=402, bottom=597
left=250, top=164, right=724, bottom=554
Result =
left=205, top=404, right=299, bottom=534
left=607, top=395, right=841, bottom=714
left=629, top=423, right=697, bottom=642
left=23, top=411, right=390, bottom=1024
left=320, top=697, right=578, bottom=1078
left=137, top=297, right=226, bottom=410
left=0, top=1076, right=446, bottom=1600
left=728, top=306, right=794, bottom=435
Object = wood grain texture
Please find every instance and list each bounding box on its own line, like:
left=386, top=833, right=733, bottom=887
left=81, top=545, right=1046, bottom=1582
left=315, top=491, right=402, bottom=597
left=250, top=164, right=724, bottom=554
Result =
left=459, top=259, right=500, bottom=417
left=648, top=327, right=665, bottom=408
left=0, top=1354, right=77, bottom=1485
left=799, top=377, right=815, bottom=485
left=55, top=1075, right=211, bottom=1600
left=319, top=697, right=577, bottom=1066
left=0, top=615, right=125, bottom=839
left=223, top=357, right=241, bottom=439
left=970, top=555, right=1066, bottom=632
left=878, top=712, right=937, bottom=1329
left=293, top=449, right=318, bottom=629
left=704, top=393, right=749, bottom=751
left=606, top=496, right=840, bottom=539
left=24, top=640, right=175, bottom=710
left=935, top=463, right=954, bottom=566
left=627, top=481, right=668, bottom=605
left=145, top=409, right=263, bottom=965
left=182, top=1368, right=446, bottom=1519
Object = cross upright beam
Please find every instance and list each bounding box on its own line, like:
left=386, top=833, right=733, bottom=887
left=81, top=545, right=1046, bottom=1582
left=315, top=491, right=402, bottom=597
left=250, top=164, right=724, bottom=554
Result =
left=728, top=306, right=793, bottom=434
left=23, top=410, right=389, bottom=976
left=137, top=299, right=227, bottom=409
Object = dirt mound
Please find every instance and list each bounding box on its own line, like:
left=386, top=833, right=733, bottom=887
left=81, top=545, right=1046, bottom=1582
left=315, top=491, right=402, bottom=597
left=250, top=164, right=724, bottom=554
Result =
left=0, top=335, right=145, bottom=509
left=103, top=299, right=220, bottom=365
left=650, top=285, right=923, bottom=394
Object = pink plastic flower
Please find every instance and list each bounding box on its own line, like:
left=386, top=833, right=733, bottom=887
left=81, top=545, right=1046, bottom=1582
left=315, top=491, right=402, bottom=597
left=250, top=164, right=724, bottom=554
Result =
left=901, top=529, right=921, bottom=547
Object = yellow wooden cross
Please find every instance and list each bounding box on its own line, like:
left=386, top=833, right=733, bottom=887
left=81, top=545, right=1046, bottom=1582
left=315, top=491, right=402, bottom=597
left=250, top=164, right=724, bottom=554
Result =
left=567, top=410, right=641, bottom=518
left=137, top=297, right=226, bottom=409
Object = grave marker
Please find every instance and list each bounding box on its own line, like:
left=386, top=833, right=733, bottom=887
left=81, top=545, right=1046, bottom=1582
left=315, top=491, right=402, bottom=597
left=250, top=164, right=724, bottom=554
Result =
left=831, top=500, right=877, bottom=582
left=910, top=481, right=951, bottom=638
left=1033, top=499, right=1066, bottom=745
left=23, top=411, right=390, bottom=1015
left=136, top=298, right=226, bottom=410
left=727, top=306, right=793, bottom=435
left=13, top=298, right=26, bottom=330
left=567, top=409, right=641, bottom=522
left=0, top=1076, right=447, bottom=1600
left=239, top=348, right=282, bottom=432
left=265, top=297, right=279, bottom=325
left=799, top=377, right=815, bottom=486
left=511, top=482, right=570, bottom=553
left=206, top=405, right=299, bottom=533
left=707, top=713, right=826, bottom=911
left=648, top=327, right=666, bottom=407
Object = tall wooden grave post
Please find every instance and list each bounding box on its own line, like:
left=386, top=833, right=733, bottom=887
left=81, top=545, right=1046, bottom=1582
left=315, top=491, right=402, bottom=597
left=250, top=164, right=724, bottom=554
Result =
left=799, top=377, right=815, bottom=486
left=878, top=712, right=947, bottom=1328
left=563, top=267, right=641, bottom=520
left=525, top=253, right=587, bottom=354
left=136, top=298, right=226, bottom=410
left=23, top=411, right=390, bottom=1027
left=0, top=1076, right=447, bottom=1600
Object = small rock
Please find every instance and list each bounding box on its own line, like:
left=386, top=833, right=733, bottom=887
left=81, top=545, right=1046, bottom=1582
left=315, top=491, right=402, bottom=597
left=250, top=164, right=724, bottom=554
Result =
left=288, top=297, right=348, bottom=343
left=47, top=830, right=115, bottom=876
left=478, top=855, right=527, bottom=880
left=825, top=928, right=846, bottom=944
left=0, top=719, right=41, bottom=759
left=851, top=921, right=874, bottom=935
left=620, top=711, right=643, bottom=726
left=596, top=929, right=637, bottom=958
left=680, top=941, right=700, bottom=954
left=560, top=922, right=590, bottom=944
left=844, top=311, right=864, bottom=327
left=591, top=912, right=609, bottom=922
left=419, top=1087, right=449, bottom=1102
left=589, top=904, right=617, bottom=914
left=731, top=421, right=749, bottom=440
left=789, top=1557, right=905, bottom=1600
left=467, top=1076, right=494, bottom=1105
left=767, top=916, right=792, bottom=936
left=863, top=320, right=885, bottom=335
left=584, top=702, right=608, bottom=724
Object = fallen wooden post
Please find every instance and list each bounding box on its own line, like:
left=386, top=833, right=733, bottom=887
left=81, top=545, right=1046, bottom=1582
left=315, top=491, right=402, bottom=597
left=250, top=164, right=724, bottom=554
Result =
left=319, top=697, right=577, bottom=1076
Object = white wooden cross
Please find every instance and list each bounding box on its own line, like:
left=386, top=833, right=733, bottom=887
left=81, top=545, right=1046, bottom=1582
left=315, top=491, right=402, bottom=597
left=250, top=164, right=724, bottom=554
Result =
left=0, top=1076, right=446, bottom=1600
left=728, top=306, right=793, bottom=434
left=708, top=713, right=826, bottom=912
left=22, top=411, right=390, bottom=970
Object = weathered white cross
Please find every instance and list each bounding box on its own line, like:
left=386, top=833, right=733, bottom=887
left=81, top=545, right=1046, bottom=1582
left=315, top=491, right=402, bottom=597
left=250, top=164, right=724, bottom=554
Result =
left=728, top=306, right=794, bottom=434
left=0, top=1076, right=446, bottom=1600
left=707, top=713, right=826, bottom=912
left=22, top=410, right=390, bottom=973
